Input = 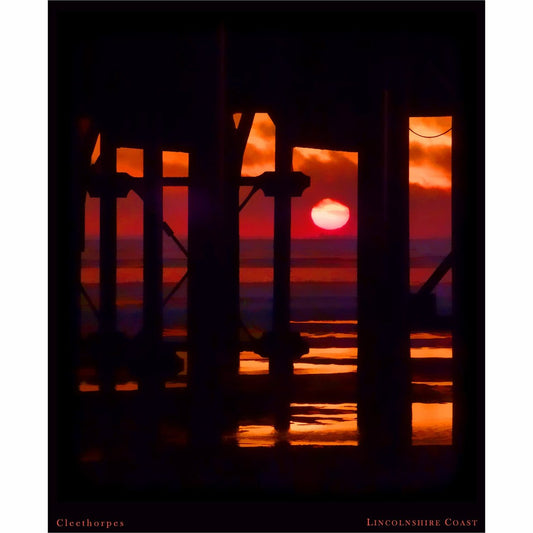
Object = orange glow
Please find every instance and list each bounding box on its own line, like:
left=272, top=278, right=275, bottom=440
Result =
left=292, top=147, right=357, bottom=237
left=79, top=382, right=99, bottom=392
left=311, top=198, right=350, bottom=230
left=233, top=402, right=452, bottom=447
left=164, top=381, right=187, bottom=389
left=410, top=332, right=451, bottom=340
left=233, top=112, right=242, bottom=129
left=412, top=402, right=453, bottom=445
left=235, top=403, right=358, bottom=447
left=302, top=332, right=356, bottom=339
left=162, top=151, right=188, bottom=177
left=116, top=147, right=143, bottom=177
left=114, top=381, right=138, bottom=392
left=410, top=347, right=452, bottom=359
left=90, top=133, right=100, bottom=165
left=409, top=116, right=452, bottom=189
left=293, top=147, right=358, bottom=167
left=241, top=113, right=275, bottom=176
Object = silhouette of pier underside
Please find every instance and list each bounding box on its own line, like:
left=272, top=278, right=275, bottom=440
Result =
left=51, top=4, right=483, bottom=503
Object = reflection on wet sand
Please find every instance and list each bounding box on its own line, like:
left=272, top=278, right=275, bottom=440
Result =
left=234, top=402, right=452, bottom=447
left=77, top=329, right=453, bottom=447
left=412, top=403, right=453, bottom=445
left=236, top=403, right=358, bottom=447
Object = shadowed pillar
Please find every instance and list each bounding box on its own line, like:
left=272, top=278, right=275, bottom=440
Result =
left=452, top=95, right=483, bottom=495
left=142, top=144, right=164, bottom=361
left=270, top=124, right=294, bottom=432
left=357, top=89, right=411, bottom=455
left=98, top=134, right=118, bottom=398
left=187, top=25, right=240, bottom=447
left=133, top=143, right=165, bottom=458
left=99, top=134, right=117, bottom=339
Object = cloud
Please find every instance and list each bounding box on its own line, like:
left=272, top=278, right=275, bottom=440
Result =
left=409, top=140, right=451, bottom=188
left=116, top=148, right=143, bottom=177
left=162, top=151, right=188, bottom=177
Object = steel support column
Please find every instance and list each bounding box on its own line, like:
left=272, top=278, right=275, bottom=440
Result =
left=452, top=101, right=483, bottom=494
left=269, top=125, right=294, bottom=431
left=187, top=26, right=240, bottom=446
left=99, top=135, right=117, bottom=338
left=357, top=89, right=411, bottom=455
left=98, top=134, right=118, bottom=399
left=142, top=144, right=164, bottom=357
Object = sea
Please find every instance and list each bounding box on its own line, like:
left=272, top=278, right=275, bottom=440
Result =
left=79, top=236, right=453, bottom=447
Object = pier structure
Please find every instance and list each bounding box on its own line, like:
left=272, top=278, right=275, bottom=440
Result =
left=51, top=3, right=483, bottom=498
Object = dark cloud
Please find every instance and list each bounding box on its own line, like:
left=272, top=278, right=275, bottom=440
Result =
left=409, top=141, right=451, bottom=176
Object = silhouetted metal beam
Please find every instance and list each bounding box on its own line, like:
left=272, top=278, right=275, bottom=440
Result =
left=163, top=270, right=188, bottom=307
left=238, top=185, right=260, bottom=212
left=80, top=283, right=99, bottom=320
left=162, top=221, right=188, bottom=257
left=418, top=252, right=452, bottom=297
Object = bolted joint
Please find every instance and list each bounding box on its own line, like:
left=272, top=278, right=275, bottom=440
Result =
left=256, top=171, right=310, bottom=197
left=253, top=330, right=309, bottom=361
left=86, top=170, right=136, bottom=198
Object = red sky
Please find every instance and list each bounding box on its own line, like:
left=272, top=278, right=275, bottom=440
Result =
left=85, top=114, right=451, bottom=240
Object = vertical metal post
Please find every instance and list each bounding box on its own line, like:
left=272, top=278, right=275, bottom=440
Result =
left=452, top=103, right=483, bottom=493
left=269, top=125, right=294, bottom=431
left=273, top=130, right=293, bottom=336
left=357, top=89, right=411, bottom=455
left=98, top=134, right=118, bottom=402
left=143, top=144, right=164, bottom=352
left=99, top=134, right=117, bottom=337
left=188, top=25, right=240, bottom=446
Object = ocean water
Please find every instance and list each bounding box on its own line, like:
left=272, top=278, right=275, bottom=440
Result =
left=79, top=237, right=453, bottom=446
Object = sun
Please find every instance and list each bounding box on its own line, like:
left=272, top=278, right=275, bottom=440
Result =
left=311, top=198, right=350, bottom=230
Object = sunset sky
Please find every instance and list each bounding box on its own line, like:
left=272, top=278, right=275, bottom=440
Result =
left=85, top=114, right=451, bottom=241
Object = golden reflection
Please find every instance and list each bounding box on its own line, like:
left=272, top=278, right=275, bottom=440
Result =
left=412, top=402, right=452, bottom=445
left=294, top=362, right=356, bottom=375
left=79, top=381, right=99, bottom=392
left=164, top=381, right=187, bottom=389
left=239, top=347, right=358, bottom=375
left=234, top=402, right=452, bottom=447
left=235, top=403, right=358, bottom=447
left=301, top=332, right=356, bottom=339
left=410, top=332, right=451, bottom=340
left=410, top=347, right=452, bottom=359
left=114, top=381, right=138, bottom=392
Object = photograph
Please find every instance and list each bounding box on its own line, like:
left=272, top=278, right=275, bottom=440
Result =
left=48, top=2, right=485, bottom=531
